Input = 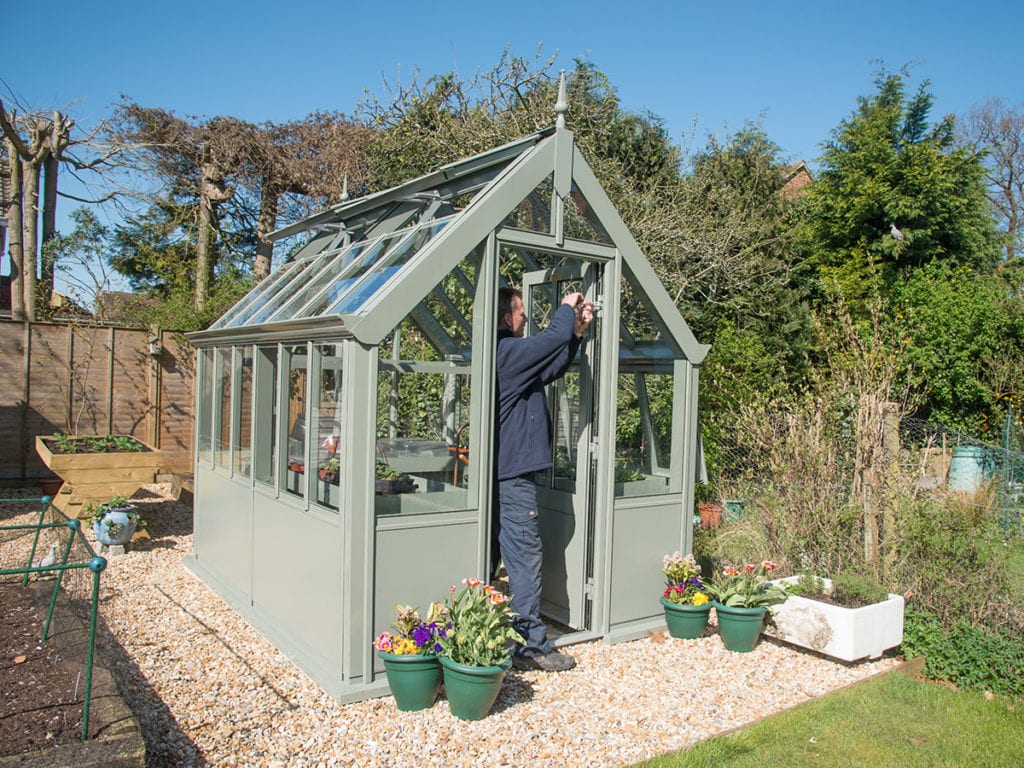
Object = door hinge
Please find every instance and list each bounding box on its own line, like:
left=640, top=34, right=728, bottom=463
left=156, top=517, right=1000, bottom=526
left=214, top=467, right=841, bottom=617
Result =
left=588, top=439, right=599, bottom=455
left=584, top=577, right=595, bottom=597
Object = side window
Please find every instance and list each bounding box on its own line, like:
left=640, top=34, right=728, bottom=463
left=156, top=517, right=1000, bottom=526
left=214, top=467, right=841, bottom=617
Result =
left=197, top=347, right=215, bottom=464
left=283, top=344, right=309, bottom=499
left=313, top=344, right=343, bottom=511
left=614, top=371, right=676, bottom=497
left=253, top=345, right=278, bottom=487
left=233, top=346, right=254, bottom=477
left=214, top=346, right=232, bottom=469
left=373, top=250, right=480, bottom=517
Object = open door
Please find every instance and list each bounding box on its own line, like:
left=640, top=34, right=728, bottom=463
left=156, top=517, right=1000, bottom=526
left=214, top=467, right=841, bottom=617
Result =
left=522, top=262, right=602, bottom=631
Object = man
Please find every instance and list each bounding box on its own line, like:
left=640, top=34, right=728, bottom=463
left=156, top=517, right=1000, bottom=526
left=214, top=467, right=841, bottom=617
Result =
left=495, top=286, right=594, bottom=672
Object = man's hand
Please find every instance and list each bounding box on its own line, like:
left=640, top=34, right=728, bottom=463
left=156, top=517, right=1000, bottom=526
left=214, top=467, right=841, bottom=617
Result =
left=561, top=292, right=594, bottom=338
left=561, top=292, right=584, bottom=308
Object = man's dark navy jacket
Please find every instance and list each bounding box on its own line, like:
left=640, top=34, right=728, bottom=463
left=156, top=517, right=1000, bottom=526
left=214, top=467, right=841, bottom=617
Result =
left=495, top=303, right=582, bottom=481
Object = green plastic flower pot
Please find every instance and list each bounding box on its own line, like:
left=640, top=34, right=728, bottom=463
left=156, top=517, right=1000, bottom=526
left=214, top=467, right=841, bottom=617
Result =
left=439, top=655, right=511, bottom=721
left=713, top=601, right=767, bottom=652
left=660, top=597, right=712, bottom=640
left=378, top=651, right=442, bottom=711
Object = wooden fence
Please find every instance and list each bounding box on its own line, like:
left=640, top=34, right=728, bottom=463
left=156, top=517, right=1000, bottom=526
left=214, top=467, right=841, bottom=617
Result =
left=0, top=319, right=195, bottom=481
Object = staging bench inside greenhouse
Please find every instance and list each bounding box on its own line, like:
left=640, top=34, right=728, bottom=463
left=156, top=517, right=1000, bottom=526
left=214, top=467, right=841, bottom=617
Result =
left=186, top=83, right=709, bottom=702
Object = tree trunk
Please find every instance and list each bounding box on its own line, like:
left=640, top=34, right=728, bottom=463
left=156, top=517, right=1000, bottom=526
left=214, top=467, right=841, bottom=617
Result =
left=41, top=152, right=58, bottom=298
left=195, top=190, right=212, bottom=313
left=21, top=158, right=40, bottom=321
left=254, top=181, right=278, bottom=283
left=4, top=140, right=25, bottom=321
left=196, top=155, right=234, bottom=313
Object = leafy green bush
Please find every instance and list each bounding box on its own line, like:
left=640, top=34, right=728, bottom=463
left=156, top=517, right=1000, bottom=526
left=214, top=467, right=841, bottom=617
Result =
left=901, top=606, right=1024, bottom=697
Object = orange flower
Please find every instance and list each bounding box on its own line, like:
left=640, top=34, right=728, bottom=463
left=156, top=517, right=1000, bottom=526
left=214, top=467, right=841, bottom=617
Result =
left=462, top=577, right=483, bottom=588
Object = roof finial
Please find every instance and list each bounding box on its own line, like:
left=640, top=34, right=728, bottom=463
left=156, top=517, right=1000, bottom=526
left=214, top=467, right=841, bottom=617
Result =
left=554, top=70, right=568, bottom=129
left=340, top=173, right=350, bottom=203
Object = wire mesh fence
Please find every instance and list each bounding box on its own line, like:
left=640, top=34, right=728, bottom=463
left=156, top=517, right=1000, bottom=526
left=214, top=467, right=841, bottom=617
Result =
left=701, top=412, right=1024, bottom=540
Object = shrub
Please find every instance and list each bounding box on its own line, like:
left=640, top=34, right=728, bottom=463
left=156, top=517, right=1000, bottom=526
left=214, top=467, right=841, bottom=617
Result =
left=890, top=488, right=1010, bottom=625
left=902, top=606, right=1024, bottom=698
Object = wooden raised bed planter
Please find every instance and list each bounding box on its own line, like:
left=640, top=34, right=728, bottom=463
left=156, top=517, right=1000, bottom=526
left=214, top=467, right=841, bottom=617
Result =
left=35, top=435, right=164, bottom=519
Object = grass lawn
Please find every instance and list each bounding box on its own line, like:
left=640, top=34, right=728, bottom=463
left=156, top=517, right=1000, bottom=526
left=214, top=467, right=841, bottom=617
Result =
left=633, top=668, right=1024, bottom=768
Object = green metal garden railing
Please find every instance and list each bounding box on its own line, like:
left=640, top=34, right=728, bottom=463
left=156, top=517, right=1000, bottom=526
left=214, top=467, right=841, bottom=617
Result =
left=0, top=495, right=107, bottom=742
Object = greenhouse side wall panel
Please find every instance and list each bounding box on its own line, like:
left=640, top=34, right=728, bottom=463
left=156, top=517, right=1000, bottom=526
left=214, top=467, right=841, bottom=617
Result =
left=252, top=499, right=344, bottom=672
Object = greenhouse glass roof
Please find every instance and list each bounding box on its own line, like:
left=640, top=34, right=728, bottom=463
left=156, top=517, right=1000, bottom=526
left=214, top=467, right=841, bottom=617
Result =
left=193, top=112, right=708, bottom=366
left=204, top=130, right=553, bottom=342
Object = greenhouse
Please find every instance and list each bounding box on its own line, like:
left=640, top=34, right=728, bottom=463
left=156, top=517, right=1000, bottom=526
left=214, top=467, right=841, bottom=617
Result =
left=186, top=82, right=710, bottom=702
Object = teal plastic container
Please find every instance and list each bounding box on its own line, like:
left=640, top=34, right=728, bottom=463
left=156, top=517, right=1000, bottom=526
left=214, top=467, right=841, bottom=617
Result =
left=947, top=446, right=988, bottom=492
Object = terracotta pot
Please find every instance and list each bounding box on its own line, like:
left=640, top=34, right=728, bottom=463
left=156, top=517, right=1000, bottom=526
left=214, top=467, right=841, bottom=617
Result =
left=698, top=503, right=722, bottom=529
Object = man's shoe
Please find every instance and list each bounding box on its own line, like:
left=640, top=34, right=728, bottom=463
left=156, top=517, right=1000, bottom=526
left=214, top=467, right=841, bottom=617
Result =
left=512, top=650, right=577, bottom=672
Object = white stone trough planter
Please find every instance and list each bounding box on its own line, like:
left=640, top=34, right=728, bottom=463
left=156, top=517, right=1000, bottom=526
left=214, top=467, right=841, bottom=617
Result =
left=764, top=576, right=905, bottom=662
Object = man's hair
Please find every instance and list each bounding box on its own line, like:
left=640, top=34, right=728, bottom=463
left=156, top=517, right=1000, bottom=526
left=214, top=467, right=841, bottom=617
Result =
left=498, top=287, right=521, bottom=322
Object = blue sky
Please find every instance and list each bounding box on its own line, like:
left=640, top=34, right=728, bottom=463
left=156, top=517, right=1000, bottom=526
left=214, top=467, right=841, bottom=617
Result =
left=3, top=0, right=1022, bottom=289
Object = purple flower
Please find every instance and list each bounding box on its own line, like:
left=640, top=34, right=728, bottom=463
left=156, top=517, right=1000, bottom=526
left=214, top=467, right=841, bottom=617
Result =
left=411, top=624, right=432, bottom=648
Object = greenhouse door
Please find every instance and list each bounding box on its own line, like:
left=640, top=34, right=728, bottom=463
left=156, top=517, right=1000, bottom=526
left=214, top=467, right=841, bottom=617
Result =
left=523, top=263, right=601, bottom=632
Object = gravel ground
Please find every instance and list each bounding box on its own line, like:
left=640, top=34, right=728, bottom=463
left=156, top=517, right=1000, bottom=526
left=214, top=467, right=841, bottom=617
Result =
left=7, top=485, right=901, bottom=767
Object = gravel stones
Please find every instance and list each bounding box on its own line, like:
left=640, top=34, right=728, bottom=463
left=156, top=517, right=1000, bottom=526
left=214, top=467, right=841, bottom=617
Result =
left=51, top=486, right=903, bottom=766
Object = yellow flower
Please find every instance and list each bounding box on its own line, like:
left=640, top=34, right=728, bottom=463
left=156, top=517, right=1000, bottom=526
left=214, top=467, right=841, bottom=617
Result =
left=692, top=592, right=709, bottom=606
left=392, top=637, right=418, bottom=655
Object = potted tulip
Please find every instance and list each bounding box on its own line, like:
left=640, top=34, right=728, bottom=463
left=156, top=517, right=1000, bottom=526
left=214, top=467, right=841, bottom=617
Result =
left=707, top=561, right=790, bottom=652
left=436, top=578, right=524, bottom=720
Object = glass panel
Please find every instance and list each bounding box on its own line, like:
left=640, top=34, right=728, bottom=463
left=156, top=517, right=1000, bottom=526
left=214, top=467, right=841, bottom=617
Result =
left=620, top=276, right=666, bottom=344
left=526, top=276, right=584, bottom=491
left=331, top=217, right=454, bottom=314
left=565, top=184, right=613, bottom=244
left=283, top=344, right=308, bottom=499
left=265, top=239, right=374, bottom=323
left=280, top=240, right=373, bottom=320
left=215, top=346, right=232, bottom=468
left=501, top=173, right=553, bottom=234
left=547, top=374, right=581, bottom=491
left=253, top=345, right=278, bottom=486
left=211, top=257, right=303, bottom=329
left=242, top=252, right=332, bottom=326
left=197, top=347, right=215, bottom=463
left=614, top=371, right=675, bottom=497
left=372, top=247, right=480, bottom=517
left=498, top=244, right=578, bottom=287
left=374, top=364, right=472, bottom=515
left=233, top=346, right=253, bottom=477
left=271, top=232, right=398, bottom=322
left=313, top=344, right=343, bottom=511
